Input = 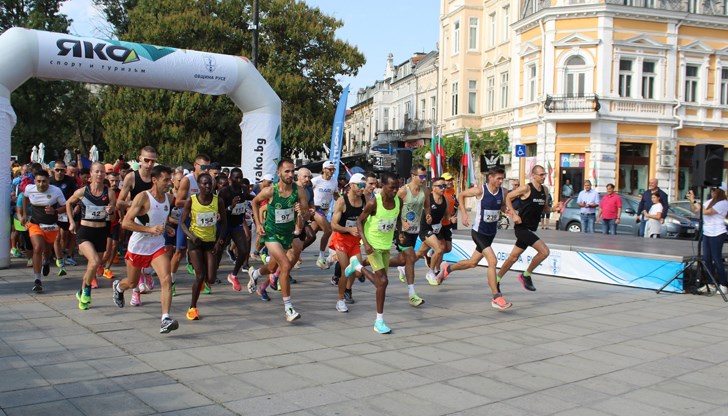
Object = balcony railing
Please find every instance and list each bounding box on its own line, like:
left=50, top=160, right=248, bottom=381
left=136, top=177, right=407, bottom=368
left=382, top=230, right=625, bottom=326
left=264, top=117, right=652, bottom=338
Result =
left=544, top=94, right=601, bottom=113
left=522, top=0, right=728, bottom=18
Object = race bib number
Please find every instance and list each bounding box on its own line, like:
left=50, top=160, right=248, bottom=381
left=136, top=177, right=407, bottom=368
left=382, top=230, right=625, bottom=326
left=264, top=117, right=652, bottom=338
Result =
left=84, top=205, right=107, bottom=220
left=377, top=218, right=396, bottom=232
left=57, top=213, right=68, bottom=223
left=196, top=211, right=217, bottom=227
left=345, top=219, right=357, bottom=228
left=231, top=203, right=245, bottom=215
left=275, top=208, right=294, bottom=224
left=432, top=224, right=442, bottom=234
left=40, top=223, right=59, bottom=231
left=483, top=209, right=500, bottom=223
left=170, top=208, right=181, bottom=221
left=407, top=222, right=420, bottom=233
left=320, top=201, right=330, bottom=210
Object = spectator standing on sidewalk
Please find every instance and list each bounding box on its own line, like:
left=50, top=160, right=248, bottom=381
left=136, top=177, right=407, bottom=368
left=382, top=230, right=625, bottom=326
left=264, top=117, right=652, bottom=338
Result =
left=576, top=180, right=599, bottom=233
left=597, top=183, right=622, bottom=235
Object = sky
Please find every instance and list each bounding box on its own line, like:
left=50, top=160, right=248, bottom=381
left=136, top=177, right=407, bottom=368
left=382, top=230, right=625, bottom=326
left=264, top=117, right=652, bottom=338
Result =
left=58, top=0, right=441, bottom=108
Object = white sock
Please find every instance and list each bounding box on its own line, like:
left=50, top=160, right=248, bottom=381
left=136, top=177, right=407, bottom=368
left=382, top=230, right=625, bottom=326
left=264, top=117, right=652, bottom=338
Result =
left=162, top=313, right=170, bottom=320
left=376, top=313, right=384, bottom=322
left=283, top=296, right=292, bottom=310
left=355, top=264, right=363, bottom=272
left=252, top=269, right=261, bottom=279
left=319, top=251, right=326, bottom=258
left=408, top=284, right=415, bottom=296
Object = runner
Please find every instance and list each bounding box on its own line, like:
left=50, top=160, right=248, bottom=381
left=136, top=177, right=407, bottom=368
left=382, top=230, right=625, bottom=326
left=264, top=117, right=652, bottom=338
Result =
left=250, top=159, right=310, bottom=322
left=172, top=153, right=210, bottom=280
left=329, top=173, right=367, bottom=312
left=294, top=168, right=314, bottom=270
left=100, top=170, right=121, bottom=279
left=165, top=169, right=184, bottom=296
left=50, top=159, right=77, bottom=276
left=388, top=165, right=427, bottom=307
left=66, top=162, right=117, bottom=310
left=306, top=161, right=338, bottom=269
left=355, top=172, right=402, bottom=334
left=437, top=167, right=512, bottom=310
left=112, top=165, right=179, bottom=333
left=414, top=177, right=449, bottom=285
left=217, top=168, right=253, bottom=291
left=20, top=168, right=67, bottom=293
left=180, top=173, right=227, bottom=320
left=497, top=165, right=558, bottom=291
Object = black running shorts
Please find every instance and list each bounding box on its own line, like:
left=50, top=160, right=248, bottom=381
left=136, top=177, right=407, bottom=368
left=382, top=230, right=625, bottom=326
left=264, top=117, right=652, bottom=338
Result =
left=514, top=226, right=540, bottom=250
left=471, top=229, right=495, bottom=253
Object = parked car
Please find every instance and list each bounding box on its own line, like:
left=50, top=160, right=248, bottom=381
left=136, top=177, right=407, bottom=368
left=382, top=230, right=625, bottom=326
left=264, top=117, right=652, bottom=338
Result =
left=557, top=193, right=697, bottom=239
left=669, top=199, right=728, bottom=233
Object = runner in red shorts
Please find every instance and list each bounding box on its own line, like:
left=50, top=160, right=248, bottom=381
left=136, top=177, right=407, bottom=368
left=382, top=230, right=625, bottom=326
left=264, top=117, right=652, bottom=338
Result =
left=329, top=173, right=368, bottom=312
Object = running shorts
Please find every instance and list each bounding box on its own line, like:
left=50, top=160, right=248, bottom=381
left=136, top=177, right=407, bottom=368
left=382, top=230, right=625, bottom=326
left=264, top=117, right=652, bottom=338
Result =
left=27, top=222, right=59, bottom=244
left=514, top=226, right=540, bottom=250
left=329, top=232, right=361, bottom=259
left=397, top=232, right=418, bottom=250
left=125, top=246, right=166, bottom=269
left=367, top=248, right=390, bottom=272
left=77, top=225, right=108, bottom=253
left=471, top=229, right=495, bottom=253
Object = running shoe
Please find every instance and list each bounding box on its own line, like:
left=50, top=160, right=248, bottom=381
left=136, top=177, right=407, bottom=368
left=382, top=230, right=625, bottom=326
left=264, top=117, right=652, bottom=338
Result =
left=345, top=257, right=360, bottom=278
left=343, top=289, right=355, bottom=304
left=226, top=246, right=237, bottom=263
left=247, top=267, right=257, bottom=293
left=26, top=259, right=33, bottom=267
left=146, top=273, right=155, bottom=290
left=518, top=274, right=536, bottom=291
left=65, top=257, right=78, bottom=266
left=330, top=275, right=339, bottom=286
left=11, top=247, right=22, bottom=258
left=425, top=270, right=439, bottom=286
left=160, top=317, right=179, bottom=334
left=397, top=266, right=406, bottom=283
left=79, top=288, right=92, bottom=305
left=76, top=291, right=89, bottom=310
left=32, top=279, right=42, bottom=293
left=55, top=259, right=63, bottom=268
left=130, top=290, right=141, bottom=306
left=409, top=293, right=425, bottom=307
left=256, top=288, right=270, bottom=301
left=186, top=263, right=194, bottom=275
left=186, top=307, right=200, bottom=320
left=90, top=277, right=99, bottom=289
left=96, top=266, right=104, bottom=278
left=373, top=320, right=392, bottom=334
left=102, top=268, right=114, bottom=279
left=285, top=306, right=301, bottom=322
left=290, top=276, right=297, bottom=284
left=261, top=253, right=269, bottom=265
left=137, top=281, right=148, bottom=294
left=358, top=275, right=365, bottom=283
left=112, top=280, right=124, bottom=308
left=336, top=300, right=348, bottom=313
left=270, top=274, right=280, bottom=291
left=202, top=282, right=212, bottom=295
left=250, top=251, right=260, bottom=261
left=697, top=284, right=715, bottom=294
left=491, top=296, right=512, bottom=311
left=227, top=274, right=241, bottom=291
left=171, top=282, right=176, bottom=297
left=316, top=257, right=329, bottom=270
left=58, top=266, right=67, bottom=277
left=112, top=252, right=119, bottom=264
left=42, top=261, right=50, bottom=277
left=437, top=261, right=450, bottom=284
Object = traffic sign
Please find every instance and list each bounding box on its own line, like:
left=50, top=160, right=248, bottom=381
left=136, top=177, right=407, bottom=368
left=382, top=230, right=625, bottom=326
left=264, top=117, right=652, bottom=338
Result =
left=515, top=144, right=527, bottom=158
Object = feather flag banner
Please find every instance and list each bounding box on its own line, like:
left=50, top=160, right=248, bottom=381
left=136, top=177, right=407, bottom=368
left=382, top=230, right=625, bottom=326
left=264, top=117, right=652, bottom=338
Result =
left=547, top=160, right=553, bottom=186
left=592, top=159, right=598, bottom=187
left=328, top=85, right=349, bottom=180
left=430, top=125, right=438, bottom=178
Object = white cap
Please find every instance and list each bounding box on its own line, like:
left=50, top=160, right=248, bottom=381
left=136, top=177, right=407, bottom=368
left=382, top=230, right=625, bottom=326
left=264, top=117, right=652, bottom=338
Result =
left=322, top=161, right=335, bottom=169
left=348, top=173, right=365, bottom=185
left=258, top=173, right=274, bottom=182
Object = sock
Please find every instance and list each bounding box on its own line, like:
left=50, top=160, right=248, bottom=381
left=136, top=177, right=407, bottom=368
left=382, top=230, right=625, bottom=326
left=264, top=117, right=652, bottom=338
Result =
left=496, top=274, right=503, bottom=282
left=335, top=262, right=342, bottom=277
left=355, top=264, right=363, bottom=272
left=523, top=271, right=531, bottom=277
left=162, top=313, right=170, bottom=321
left=434, top=269, right=440, bottom=275
left=252, top=269, right=261, bottom=279
left=319, top=251, right=326, bottom=258
left=170, top=272, right=175, bottom=283
left=133, top=288, right=140, bottom=293
left=376, top=313, right=384, bottom=322
left=493, top=293, right=502, bottom=300
left=34, top=272, right=41, bottom=280
left=283, top=296, right=292, bottom=310
left=407, top=284, right=415, bottom=296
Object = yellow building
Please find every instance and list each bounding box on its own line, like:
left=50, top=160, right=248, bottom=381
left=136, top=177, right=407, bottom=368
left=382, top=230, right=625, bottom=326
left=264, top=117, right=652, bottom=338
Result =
left=440, top=0, right=728, bottom=200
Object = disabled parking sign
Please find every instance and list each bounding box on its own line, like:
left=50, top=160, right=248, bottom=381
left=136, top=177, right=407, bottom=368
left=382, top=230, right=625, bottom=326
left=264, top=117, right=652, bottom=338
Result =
left=515, top=144, right=526, bottom=158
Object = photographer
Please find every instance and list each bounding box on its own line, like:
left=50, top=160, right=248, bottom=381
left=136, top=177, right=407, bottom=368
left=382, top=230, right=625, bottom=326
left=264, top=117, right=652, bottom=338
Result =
left=688, top=187, right=728, bottom=294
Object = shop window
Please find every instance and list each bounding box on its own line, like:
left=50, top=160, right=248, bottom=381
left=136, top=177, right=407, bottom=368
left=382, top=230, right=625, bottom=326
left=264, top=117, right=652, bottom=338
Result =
left=618, top=143, right=650, bottom=195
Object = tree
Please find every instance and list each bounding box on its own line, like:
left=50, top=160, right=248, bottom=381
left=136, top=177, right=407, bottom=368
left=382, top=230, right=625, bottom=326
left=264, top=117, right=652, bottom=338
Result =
left=95, top=0, right=365, bottom=165
left=1, top=1, right=102, bottom=161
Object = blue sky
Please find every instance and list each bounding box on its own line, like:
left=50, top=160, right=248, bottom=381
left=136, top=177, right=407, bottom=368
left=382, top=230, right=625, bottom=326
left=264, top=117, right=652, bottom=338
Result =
left=59, top=0, right=440, bottom=107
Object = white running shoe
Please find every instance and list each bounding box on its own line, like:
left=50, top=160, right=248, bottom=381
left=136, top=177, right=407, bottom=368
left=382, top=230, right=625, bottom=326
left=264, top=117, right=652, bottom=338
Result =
left=335, top=300, right=348, bottom=313
left=285, top=306, right=301, bottom=322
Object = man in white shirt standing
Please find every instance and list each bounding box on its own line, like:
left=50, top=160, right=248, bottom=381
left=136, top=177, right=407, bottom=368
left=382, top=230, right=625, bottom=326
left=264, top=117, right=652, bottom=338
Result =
left=576, top=180, right=600, bottom=233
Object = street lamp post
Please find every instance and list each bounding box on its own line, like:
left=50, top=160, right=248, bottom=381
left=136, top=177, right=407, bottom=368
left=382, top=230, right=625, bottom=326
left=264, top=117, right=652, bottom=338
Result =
left=251, top=0, right=259, bottom=68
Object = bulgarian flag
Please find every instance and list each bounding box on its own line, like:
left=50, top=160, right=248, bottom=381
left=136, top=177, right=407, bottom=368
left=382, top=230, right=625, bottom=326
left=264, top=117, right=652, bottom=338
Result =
left=430, top=125, right=438, bottom=178
left=462, top=130, right=476, bottom=189
left=547, top=159, right=553, bottom=186
left=592, top=159, right=598, bottom=187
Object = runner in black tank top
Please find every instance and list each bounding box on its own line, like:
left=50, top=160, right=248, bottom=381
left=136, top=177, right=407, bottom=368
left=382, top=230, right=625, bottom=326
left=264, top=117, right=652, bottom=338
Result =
left=498, top=165, right=557, bottom=293
left=130, top=170, right=153, bottom=201
left=414, top=177, right=449, bottom=285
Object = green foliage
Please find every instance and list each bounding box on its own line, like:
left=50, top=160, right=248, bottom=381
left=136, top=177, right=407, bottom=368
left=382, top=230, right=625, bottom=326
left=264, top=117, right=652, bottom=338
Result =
left=413, top=128, right=510, bottom=170
left=96, top=0, right=365, bottom=165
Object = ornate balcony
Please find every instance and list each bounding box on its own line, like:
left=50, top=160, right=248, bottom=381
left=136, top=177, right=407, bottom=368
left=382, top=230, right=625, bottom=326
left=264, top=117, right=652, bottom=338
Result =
left=544, top=94, right=601, bottom=113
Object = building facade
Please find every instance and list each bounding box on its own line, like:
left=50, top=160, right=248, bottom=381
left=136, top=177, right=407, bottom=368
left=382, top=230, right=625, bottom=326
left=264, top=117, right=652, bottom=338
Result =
left=440, top=0, right=728, bottom=200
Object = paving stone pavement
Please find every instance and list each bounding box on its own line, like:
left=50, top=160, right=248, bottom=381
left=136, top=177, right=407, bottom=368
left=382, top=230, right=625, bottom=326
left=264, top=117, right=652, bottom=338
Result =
left=2, top=251, right=728, bottom=416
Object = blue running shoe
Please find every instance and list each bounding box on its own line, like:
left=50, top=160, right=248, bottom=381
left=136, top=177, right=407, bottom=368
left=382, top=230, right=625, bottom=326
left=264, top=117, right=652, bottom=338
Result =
left=345, top=256, right=360, bottom=278
left=373, top=320, right=392, bottom=334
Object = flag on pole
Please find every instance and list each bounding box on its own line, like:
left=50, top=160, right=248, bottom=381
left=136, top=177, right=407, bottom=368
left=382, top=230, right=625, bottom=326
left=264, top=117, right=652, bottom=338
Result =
left=339, top=161, right=353, bottom=179
left=328, top=85, right=349, bottom=180
left=437, top=127, right=445, bottom=176
left=547, top=160, right=553, bottom=186
left=430, top=125, right=438, bottom=178
left=591, top=159, right=598, bottom=187
left=461, top=130, right=476, bottom=189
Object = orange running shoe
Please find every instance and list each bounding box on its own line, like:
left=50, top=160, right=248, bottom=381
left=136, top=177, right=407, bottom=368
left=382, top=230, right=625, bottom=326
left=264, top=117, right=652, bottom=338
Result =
left=186, top=307, right=200, bottom=320
left=103, top=268, right=115, bottom=279
left=491, top=295, right=512, bottom=311
left=96, top=266, right=104, bottom=278
left=91, top=277, right=99, bottom=289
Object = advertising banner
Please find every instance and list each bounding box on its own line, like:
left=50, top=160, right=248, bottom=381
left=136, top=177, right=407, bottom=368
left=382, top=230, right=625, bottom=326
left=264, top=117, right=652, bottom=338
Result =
left=328, top=85, right=349, bottom=179
left=241, top=113, right=281, bottom=182
left=35, top=31, right=239, bottom=95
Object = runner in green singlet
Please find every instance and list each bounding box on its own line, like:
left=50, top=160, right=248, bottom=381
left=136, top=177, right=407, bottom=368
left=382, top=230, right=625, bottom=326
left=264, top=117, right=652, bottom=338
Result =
left=251, top=159, right=310, bottom=322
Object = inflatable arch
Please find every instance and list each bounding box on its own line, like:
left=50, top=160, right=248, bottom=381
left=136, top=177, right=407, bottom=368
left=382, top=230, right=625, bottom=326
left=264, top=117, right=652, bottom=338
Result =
left=0, top=27, right=281, bottom=268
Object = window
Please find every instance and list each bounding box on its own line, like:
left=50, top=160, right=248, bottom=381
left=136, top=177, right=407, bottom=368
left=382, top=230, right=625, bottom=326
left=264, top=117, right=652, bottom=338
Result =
left=688, top=0, right=698, bottom=13
left=487, top=76, right=495, bottom=112
left=685, top=65, right=699, bottom=103
left=502, top=7, right=510, bottom=42
left=430, top=96, right=436, bottom=121
left=420, top=99, right=426, bottom=120
left=468, top=80, right=477, bottom=114
left=451, top=82, right=459, bottom=116
left=527, top=64, right=537, bottom=102
left=644, top=0, right=655, bottom=7
left=468, top=17, right=478, bottom=50
left=565, top=55, right=587, bottom=97
left=721, top=69, right=728, bottom=105
left=489, top=13, right=496, bottom=47
left=623, top=0, right=634, bottom=5
left=383, top=108, right=389, bottom=131
left=642, top=61, right=656, bottom=99
left=404, top=101, right=411, bottom=122
left=453, top=20, right=460, bottom=54
left=500, top=72, right=509, bottom=108
left=618, top=59, right=633, bottom=97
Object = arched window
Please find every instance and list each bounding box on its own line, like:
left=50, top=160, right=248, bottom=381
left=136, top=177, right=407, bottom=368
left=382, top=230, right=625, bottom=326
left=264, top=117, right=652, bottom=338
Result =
left=564, top=55, right=588, bottom=97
